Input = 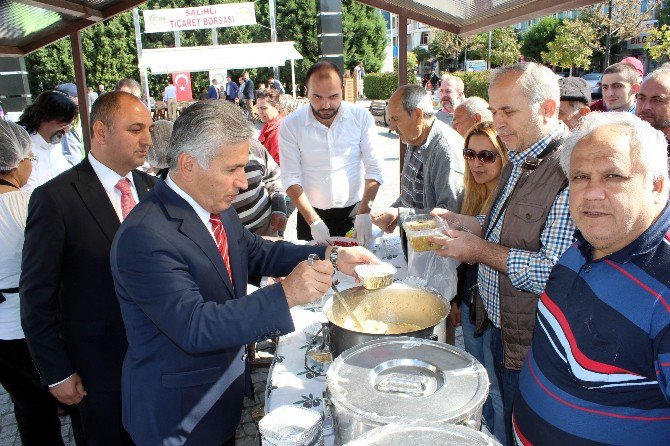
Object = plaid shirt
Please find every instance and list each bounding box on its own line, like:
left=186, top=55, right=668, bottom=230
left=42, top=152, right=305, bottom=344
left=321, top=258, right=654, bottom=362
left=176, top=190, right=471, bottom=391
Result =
left=398, top=145, right=425, bottom=209
left=477, top=124, right=575, bottom=327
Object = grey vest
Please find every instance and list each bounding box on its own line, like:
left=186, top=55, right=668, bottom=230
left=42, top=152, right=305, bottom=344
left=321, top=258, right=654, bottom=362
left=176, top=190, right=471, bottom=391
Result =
left=482, top=136, right=567, bottom=370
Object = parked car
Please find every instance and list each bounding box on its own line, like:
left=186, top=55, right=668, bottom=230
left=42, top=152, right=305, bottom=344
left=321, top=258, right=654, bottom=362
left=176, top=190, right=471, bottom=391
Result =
left=581, top=72, right=603, bottom=97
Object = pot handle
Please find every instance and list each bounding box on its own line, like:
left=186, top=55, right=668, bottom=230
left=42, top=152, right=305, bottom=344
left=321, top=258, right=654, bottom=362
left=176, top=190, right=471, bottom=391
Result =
left=428, top=334, right=438, bottom=341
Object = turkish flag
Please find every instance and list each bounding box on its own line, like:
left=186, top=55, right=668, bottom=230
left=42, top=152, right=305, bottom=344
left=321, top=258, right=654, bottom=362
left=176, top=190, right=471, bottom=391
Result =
left=171, top=72, right=193, bottom=101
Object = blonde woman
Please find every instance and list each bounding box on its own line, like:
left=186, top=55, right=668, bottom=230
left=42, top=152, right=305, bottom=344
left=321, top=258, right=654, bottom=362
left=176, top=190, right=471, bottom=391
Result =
left=455, top=121, right=508, bottom=443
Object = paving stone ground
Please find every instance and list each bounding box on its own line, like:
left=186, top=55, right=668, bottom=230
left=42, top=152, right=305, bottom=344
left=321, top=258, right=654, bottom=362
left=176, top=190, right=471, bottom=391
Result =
left=0, top=100, right=470, bottom=445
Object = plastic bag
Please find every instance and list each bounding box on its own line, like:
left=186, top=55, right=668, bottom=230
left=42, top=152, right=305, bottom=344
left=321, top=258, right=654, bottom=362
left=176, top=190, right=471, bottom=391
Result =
left=407, top=243, right=460, bottom=301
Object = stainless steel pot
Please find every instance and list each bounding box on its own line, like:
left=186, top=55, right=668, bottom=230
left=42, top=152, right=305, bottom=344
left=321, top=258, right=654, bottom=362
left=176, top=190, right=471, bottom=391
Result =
left=322, top=282, right=449, bottom=357
left=343, top=423, right=501, bottom=445
left=327, top=338, right=489, bottom=445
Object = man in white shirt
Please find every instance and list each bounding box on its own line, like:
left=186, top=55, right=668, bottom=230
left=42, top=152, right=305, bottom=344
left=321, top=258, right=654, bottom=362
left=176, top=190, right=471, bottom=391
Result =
left=17, top=91, right=78, bottom=191
left=20, top=91, right=156, bottom=445
left=163, top=80, right=178, bottom=121
left=435, top=75, right=465, bottom=126
left=280, top=62, right=383, bottom=246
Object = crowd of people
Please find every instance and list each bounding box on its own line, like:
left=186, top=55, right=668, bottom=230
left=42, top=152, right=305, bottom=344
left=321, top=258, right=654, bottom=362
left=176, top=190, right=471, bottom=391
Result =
left=0, top=56, right=668, bottom=446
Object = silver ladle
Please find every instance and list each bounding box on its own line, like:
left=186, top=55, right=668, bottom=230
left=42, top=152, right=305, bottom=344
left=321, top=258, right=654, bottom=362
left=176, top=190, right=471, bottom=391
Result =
left=307, top=254, right=365, bottom=331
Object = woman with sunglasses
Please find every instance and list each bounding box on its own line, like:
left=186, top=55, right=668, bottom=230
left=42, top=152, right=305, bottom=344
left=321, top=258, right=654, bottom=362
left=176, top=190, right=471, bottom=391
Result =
left=0, top=120, right=73, bottom=445
left=454, top=121, right=508, bottom=443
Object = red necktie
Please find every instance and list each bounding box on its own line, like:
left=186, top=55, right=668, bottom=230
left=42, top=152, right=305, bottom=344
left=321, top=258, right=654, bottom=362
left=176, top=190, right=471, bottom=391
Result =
left=209, top=213, right=233, bottom=283
left=115, top=178, right=137, bottom=220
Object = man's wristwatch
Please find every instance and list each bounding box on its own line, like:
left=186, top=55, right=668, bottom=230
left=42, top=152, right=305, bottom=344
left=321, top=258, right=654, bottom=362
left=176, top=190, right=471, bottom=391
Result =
left=329, top=246, right=340, bottom=271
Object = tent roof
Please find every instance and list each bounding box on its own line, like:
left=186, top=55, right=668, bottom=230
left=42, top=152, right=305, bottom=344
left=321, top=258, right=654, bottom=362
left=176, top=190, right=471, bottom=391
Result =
left=141, top=41, right=303, bottom=74
left=1, top=0, right=602, bottom=56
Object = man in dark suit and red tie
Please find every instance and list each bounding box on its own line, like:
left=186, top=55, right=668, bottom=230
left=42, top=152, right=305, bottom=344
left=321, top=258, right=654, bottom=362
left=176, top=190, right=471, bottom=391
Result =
left=110, top=100, right=379, bottom=446
left=20, top=91, right=156, bottom=445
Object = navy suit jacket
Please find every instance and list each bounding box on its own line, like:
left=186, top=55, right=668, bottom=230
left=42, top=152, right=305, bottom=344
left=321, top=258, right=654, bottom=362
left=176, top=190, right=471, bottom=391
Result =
left=225, top=82, right=239, bottom=101
left=21, top=158, right=155, bottom=393
left=110, top=179, right=324, bottom=446
left=207, top=84, right=219, bottom=99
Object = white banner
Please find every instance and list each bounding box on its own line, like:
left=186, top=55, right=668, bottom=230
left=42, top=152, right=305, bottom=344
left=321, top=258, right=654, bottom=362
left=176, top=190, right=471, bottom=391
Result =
left=628, top=19, right=657, bottom=50
left=143, top=3, right=256, bottom=34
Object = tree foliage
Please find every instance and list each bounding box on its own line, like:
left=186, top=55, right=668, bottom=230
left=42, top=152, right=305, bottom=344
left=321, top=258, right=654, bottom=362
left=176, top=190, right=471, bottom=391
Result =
left=23, top=0, right=387, bottom=98
left=428, top=31, right=483, bottom=70
left=342, top=0, right=387, bottom=73
left=579, top=0, right=660, bottom=70
left=644, top=23, right=670, bottom=61
left=542, top=20, right=597, bottom=75
left=490, top=27, right=521, bottom=67
left=521, top=17, right=561, bottom=62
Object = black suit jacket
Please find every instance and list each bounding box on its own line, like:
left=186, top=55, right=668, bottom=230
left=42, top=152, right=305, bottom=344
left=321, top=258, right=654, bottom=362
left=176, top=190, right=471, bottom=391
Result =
left=20, top=158, right=156, bottom=392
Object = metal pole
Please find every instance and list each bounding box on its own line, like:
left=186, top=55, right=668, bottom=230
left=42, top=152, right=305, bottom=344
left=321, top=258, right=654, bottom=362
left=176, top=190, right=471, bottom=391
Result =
left=133, top=9, right=151, bottom=103
left=211, top=28, right=218, bottom=45
left=70, top=30, right=91, bottom=154
left=291, top=58, right=296, bottom=99
left=488, top=30, right=492, bottom=69
left=269, top=0, right=279, bottom=80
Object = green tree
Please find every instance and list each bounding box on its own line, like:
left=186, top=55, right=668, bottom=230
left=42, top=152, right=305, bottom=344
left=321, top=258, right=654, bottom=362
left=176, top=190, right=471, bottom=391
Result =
left=490, top=26, right=521, bottom=67
left=521, top=17, right=561, bottom=62
left=542, top=20, right=597, bottom=75
left=342, top=1, right=387, bottom=73
left=413, top=46, right=432, bottom=65
left=429, top=31, right=483, bottom=70
left=579, top=0, right=660, bottom=70
left=644, top=23, right=670, bottom=61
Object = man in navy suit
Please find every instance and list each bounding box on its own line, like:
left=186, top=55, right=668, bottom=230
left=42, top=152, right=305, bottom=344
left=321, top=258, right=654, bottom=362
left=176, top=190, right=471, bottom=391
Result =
left=110, top=100, right=377, bottom=446
left=207, top=79, right=220, bottom=99
left=224, top=76, right=239, bottom=102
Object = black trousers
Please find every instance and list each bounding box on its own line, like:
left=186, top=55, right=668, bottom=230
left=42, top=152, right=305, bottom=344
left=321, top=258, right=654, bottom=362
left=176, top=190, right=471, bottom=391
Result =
left=77, top=388, right=135, bottom=446
left=296, top=203, right=357, bottom=241
left=0, top=338, right=85, bottom=446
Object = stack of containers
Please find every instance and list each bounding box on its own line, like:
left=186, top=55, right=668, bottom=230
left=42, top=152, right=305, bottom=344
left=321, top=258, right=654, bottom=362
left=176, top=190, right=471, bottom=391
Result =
left=259, top=405, right=323, bottom=446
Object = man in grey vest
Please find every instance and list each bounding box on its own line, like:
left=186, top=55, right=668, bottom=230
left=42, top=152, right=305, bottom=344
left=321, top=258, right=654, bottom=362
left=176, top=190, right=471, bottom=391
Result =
left=431, top=62, right=575, bottom=446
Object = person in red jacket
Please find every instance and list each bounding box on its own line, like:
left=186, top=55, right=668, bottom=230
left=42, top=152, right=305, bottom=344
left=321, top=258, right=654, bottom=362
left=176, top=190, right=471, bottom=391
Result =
left=256, top=88, right=283, bottom=165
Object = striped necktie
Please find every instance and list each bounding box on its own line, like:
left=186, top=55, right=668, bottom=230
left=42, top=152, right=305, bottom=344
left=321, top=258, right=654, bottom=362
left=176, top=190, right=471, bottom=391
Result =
left=209, top=213, right=233, bottom=283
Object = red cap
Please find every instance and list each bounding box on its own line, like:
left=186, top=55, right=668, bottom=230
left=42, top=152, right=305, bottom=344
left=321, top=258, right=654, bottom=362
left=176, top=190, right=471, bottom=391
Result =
left=620, top=57, right=644, bottom=77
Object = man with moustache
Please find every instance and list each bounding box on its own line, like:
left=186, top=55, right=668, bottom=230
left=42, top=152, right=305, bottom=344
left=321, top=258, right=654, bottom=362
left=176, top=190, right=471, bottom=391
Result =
left=279, top=61, right=384, bottom=246
left=17, top=91, right=78, bottom=191
left=435, top=75, right=466, bottom=126
left=431, top=62, right=575, bottom=445
left=513, top=112, right=670, bottom=446
left=636, top=66, right=670, bottom=157
left=20, top=91, right=156, bottom=445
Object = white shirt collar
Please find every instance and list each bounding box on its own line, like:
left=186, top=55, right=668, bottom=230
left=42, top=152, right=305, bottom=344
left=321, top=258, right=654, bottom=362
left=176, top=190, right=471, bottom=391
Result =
left=165, top=174, right=211, bottom=229
left=30, top=132, right=55, bottom=151
left=88, top=152, right=135, bottom=191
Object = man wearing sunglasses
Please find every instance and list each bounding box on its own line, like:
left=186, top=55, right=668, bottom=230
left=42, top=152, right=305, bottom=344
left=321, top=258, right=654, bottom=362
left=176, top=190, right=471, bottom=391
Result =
left=17, top=91, right=78, bottom=192
left=371, top=84, right=464, bottom=246
left=432, top=62, right=575, bottom=446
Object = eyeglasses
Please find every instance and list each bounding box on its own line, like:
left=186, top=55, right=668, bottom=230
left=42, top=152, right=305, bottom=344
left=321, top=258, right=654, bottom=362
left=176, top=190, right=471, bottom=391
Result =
left=463, top=149, right=497, bottom=164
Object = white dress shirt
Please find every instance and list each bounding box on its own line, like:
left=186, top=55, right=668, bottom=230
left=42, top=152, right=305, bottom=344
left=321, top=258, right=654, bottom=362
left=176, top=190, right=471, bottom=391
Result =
left=163, top=84, right=177, bottom=101
left=88, top=153, right=139, bottom=222
left=165, top=175, right=217, bottom=241
left=279, top=101, right=384, bottom=209
left=22, top=132, right=72, bottom=192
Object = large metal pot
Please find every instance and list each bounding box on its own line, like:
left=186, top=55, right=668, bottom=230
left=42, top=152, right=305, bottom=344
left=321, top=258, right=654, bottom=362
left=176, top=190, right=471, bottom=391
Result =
left=343, top=423, right=501, bottom=446
left=327, top=337, right=489, bottom=445
left=323, top=282, right=449, bottom=357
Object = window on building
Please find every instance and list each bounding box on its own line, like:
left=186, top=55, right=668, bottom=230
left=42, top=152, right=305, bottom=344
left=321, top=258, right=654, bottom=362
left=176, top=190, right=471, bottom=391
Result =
left=420, top=32, right=429, bottom=45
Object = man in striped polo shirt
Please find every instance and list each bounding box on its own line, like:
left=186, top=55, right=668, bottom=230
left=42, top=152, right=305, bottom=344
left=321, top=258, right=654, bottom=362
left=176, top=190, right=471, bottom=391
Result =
left=513, top=112, right=670, bottom=445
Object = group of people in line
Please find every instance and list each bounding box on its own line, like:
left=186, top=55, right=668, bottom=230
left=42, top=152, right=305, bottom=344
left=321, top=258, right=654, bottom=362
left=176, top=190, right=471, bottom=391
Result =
left=0, top=56, right=669, bottom=446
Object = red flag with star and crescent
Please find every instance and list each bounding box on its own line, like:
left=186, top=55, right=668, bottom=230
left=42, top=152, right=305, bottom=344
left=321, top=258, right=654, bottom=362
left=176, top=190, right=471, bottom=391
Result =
left=171, top=72, right=193, bottom=101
